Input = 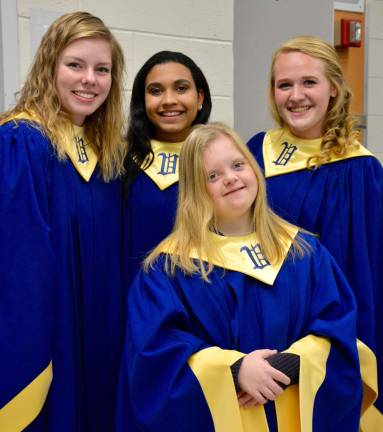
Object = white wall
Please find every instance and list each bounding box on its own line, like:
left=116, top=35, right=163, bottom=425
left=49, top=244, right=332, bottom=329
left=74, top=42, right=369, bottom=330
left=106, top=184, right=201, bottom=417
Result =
left=234, top=0, right=333, bottom=142
left=15, top=0, right=234, bottom=124
left=366, top=0, right=383, bottom=163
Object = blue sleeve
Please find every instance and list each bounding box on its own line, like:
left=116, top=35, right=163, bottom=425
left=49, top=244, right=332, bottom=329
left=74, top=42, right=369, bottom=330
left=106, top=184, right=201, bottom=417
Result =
left=116, top=259, right=215, bottom=432
left=305, top=237, right=363, bottom=431
left=0, top=122, right=54, bottom=424
left=247, top=131, right=266, bottom=173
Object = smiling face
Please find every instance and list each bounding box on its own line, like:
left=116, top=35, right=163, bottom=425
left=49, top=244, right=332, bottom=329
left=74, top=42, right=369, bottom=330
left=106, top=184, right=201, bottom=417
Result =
left=144, top=62, right=204, bottom=142
left=273, top=51, right=337, bottom=139
left=55, top=37, right=112, bottom=125
left=203, top=134, right=258, bottom=236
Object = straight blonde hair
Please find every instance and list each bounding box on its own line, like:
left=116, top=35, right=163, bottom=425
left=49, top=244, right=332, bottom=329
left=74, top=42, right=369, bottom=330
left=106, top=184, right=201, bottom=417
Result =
left=145, top=122, right=309, bottom=281
left=0, top=11, right=126, bottom=181
left=269, top=36, right=360, bottom=168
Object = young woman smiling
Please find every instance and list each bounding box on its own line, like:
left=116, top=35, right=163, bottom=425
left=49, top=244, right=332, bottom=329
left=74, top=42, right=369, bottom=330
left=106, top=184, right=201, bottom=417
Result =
left=116, top=123, right=374, bottom=432
left=123, top=51, right=212, bottom=287
left=247, top=36, right=383, bottom=427
left=0, top=12, right=126, bottom=431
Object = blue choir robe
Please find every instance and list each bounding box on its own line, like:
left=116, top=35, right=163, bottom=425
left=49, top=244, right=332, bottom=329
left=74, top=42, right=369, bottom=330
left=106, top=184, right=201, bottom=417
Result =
left=248, top=128, right=383, bottom=429
left=0, top=117, right=124, bottom=431
left=124, top=140, right=182, bottom=289
left=116, top=230, right=377, bottom=432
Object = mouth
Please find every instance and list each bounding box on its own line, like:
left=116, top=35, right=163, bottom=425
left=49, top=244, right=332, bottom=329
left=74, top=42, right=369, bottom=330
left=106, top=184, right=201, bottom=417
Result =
left=288, top=105, right=311, bottom=113
left=224, top=186, right=245, bottom=196
left=159, top=111, right=184, bottom=117
left=72, top=90, right=97, bottom=100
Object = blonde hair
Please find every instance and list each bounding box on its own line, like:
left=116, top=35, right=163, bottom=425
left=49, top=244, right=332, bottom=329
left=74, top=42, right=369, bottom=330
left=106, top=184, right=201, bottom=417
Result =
left=0, top=11, right=126, bottom=181
left=269, top=35, right=360, bottom=168
left=145, top=122, right=309, bottom=281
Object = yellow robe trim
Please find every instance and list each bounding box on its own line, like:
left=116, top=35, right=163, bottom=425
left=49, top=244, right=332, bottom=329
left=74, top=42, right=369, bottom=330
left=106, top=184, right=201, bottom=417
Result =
left=263, top=128, right=374, bottom=178
left=276, top=335, right=331, bottom=432
left=0, top=361, right=53, bottom=432
left=188, top=336, right=378, bottom=432
left=358, top=340, right=381, bottom=432
left=141, top=140, right=182, bottom=190
left=5, top=112, right=98, bottom=182
left=188, top=336, right=332, bottom=431
left=188, top=347, right=269, bottom=432
left=159, top=227, right=298, bottom=285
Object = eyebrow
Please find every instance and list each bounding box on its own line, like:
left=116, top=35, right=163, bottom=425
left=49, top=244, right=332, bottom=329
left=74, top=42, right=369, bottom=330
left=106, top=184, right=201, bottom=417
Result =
left=62, top=55, right=112, bottom=66
left=276, top=75, right=319, bottom=82
left=146, top=78, right=192, bottom=87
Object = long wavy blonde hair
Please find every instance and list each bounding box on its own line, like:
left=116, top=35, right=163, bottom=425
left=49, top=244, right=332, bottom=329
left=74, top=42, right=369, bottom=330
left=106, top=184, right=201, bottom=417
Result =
left=269, top=36, right=360, bottom=168
left=0, top=11, right=126, bottom=181
left=145, top=122, right=309, bottom=281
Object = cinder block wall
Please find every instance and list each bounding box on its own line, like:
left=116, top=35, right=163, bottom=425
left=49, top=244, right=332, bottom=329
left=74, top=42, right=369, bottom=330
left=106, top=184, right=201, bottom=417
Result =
left=16, top=0, right=234, bottom=124
left=366, top=0, right=383, bottom=162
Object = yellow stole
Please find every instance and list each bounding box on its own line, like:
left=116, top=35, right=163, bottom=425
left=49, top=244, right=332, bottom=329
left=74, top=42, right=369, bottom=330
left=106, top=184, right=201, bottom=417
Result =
left=5, top=112, right=98, bottom=182
left=263, top=128, right=373, bottom=178
left=159, top=227, right=297, bottom=285
left=141, top=140, right=182, bottom=190
left=158, top=230, right=378, bottom=431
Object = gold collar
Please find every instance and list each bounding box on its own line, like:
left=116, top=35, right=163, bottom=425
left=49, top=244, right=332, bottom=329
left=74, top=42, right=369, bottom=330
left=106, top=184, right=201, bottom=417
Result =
left=263, top=128, right=373, bottom=178
left=159, top=227, right=298, bottom=285
left=142, top=140, right=183, bottom=190
left=7, top=112, right=98, bottom=182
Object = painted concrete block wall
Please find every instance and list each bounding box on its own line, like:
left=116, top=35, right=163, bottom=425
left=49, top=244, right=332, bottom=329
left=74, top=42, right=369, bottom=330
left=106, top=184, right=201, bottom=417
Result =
left=16, top=0, right=234, bottom=124
left=366, top=0, right=383, bottom=163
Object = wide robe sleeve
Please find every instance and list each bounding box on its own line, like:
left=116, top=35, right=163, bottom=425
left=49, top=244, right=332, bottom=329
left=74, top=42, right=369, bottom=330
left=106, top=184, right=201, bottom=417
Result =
left=117, top=238, right=373, bottom=431
left=277, top=238, right=375, bottom=432
left=248, top=131, right=383, bottom=428
left=0, top=122, right=54, bottom=431
left=116, top=260, right=228, bottom=432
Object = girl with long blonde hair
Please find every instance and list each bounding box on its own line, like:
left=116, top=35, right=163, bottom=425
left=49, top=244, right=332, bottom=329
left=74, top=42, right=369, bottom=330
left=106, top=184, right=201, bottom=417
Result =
left=116, top=122, right=367, bottom=432
left=247, top=36, right=383, bottom=422
left=0, top=11, right=126, bottom=431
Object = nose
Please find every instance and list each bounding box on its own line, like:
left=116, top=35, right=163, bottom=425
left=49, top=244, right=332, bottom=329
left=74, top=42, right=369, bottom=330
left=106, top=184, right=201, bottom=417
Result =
left=223, top=172, right=238, bottom=186
left=82, top=68, right=96, bottom=85
left=290, top=84, right=304, bottom=101
left=161, top=89, right=176, bottom=105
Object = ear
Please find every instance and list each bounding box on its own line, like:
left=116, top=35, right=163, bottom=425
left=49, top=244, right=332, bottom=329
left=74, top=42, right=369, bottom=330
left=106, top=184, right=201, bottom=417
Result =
left=330, top=85, right=337, bottom=98
left=197, top=90, right=204, bottom=110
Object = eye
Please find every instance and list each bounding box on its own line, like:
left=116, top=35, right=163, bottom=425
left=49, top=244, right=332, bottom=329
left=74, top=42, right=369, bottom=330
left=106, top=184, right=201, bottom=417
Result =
left=176, top=84, right=189, bottom=93
left=303, top=79, right=317, bottom=87
left=67, top=62, right=81, bottom=70
left=207, top=171, right=218, bottom=182
left=147, top=86, right=162, bottom=96
left=277, top=82, right=291, bottom=90
left=233, top=160, right=245, bottom=170
left=97, top=66, right=111, bottom=74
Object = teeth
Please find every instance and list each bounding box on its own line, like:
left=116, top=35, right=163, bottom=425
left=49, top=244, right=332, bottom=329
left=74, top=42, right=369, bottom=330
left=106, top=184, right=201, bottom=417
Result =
left=74, top=91, right=96, bottom=99
left=161, top=112, right=181, bottom=117
left=290, top=106, right=309, bottom=113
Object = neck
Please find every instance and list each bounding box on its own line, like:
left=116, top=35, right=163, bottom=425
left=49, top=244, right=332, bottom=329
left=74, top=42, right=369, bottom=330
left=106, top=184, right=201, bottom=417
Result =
left=216, top=216, right=253, bottom=237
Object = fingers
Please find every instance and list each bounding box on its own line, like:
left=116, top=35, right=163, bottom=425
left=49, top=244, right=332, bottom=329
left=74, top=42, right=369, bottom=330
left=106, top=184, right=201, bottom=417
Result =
left=269, top=368, right=291, bottom=387
left=253, top=349, right=278, bottom=359
left=238, top=391, right=256, bottom=406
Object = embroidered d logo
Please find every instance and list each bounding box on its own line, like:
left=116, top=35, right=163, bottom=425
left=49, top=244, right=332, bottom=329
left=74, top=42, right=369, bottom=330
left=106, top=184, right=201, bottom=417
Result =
left=157, top=152, right=179, bottom=175
left=75, top=136, right=89, bottom=164
left=240, top=244, right=270, bottom=270
left=273, top=141, right=297, bottom=166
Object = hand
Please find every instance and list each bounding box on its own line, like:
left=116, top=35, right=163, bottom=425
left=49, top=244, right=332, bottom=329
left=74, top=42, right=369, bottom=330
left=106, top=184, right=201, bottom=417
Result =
left=237, top=390, right=259, bottom=408
left=238, top=349, right=290, bottom=406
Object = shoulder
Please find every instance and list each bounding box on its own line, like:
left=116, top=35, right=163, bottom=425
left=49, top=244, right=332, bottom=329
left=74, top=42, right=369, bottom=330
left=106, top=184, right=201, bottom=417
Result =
left=291, top=232, right=334, bottom=267
left=0, top=120, right=52, bottom=155
left=0, top=120, right=54, bottom=183
left=247, top=131, right=267, bottom=167
left=247, top=131, right=266, bottom=150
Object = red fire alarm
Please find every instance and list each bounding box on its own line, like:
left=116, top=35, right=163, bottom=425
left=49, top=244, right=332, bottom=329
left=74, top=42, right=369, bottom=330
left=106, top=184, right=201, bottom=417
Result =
left=334, top=19, right=362, bottom=47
